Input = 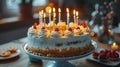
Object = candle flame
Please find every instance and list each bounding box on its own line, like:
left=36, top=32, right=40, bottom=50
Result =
left=76, top=11, right=78, bottom=16
left=53, top=8, right=56, bottom=12
left=113, top=42, right=116, bottom=46
left=73, top=10, right=76, bottom=15
left=58, top=8, right=61, bottom=12
left=49, top=8, right=51, bottom=13
left=66, top=8, right=69, bottom=13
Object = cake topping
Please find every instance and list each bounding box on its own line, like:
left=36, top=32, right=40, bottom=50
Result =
left=92, top=49, right=120, bottom=62
left=28, top=8, right=90, bottom=38
left=33, top=22, right=38, bottom=29
left=80, top=22, right=87, bottom=28
left=54, top=27, right=59, bottom=32
left=76, top=27, right=80, bottom=30
left=64, top=28, right=73, bottom=37
left=68, top=27, right=72, bottom=32
left=51, top=28, right=60, bottom=38
left=41, top=27, right=45, bottom=30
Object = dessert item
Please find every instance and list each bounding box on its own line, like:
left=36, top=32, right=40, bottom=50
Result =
left=99, top=52, right=108, bottom=62
left=8, top=48, right=17, bottom=54
left=27, top=21, right=93, bottom=57
left=0, top=50, right=11, bottom=57
left=26, top=8, right=94, bottom=57
left=107, top=50, right=119, bottom=61
left=0, top=48, right=17, bottom=57
left=92, top=49, right=119, bottom=62
left=92, top=51, right=99, bottom=59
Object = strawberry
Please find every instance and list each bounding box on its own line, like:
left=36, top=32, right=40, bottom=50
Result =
left=54, top=28, right=59, bottom=32
left=33, top=22, right=38, bottom=29
left=68, top=27, right=72, bottom=32
left=41, top=27, right=45, bottom=30
left=80, top=23, right=87, bottom=28
left=76, top=27, right=80, bottom=30
left=93, top=51, right=99, bottom=57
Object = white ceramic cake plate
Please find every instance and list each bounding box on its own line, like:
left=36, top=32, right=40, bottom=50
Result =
left=0, top=50, right=20, bottom=60
left=24, top=40, right=97, bottom=67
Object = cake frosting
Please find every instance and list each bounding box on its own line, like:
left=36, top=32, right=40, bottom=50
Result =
left=26, top=21, right=94, bottom=57
left=26, top=8, right=94, bottom=57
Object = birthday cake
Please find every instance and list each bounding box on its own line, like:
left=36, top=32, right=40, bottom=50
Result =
left=26, top=8, right=94, bottom=57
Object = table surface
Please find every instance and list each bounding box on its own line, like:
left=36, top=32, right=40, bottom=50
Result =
left=0, top=35, right=120, bottom=67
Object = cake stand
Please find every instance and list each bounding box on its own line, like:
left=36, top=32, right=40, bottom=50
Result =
left=24, top=40, right=97, bottom=67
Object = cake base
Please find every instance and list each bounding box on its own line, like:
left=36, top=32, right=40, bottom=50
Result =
left=24, top=40, right=97, bottom=67
left=24, top=40, right=97, bottom=58
left=25, top=43, right=94, bottom=57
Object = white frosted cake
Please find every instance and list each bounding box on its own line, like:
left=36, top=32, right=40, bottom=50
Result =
left=26, top=8, right=94, bottom=57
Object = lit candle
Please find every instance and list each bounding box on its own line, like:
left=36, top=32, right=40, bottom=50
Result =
left=44, top=13, right=46, bottom=27
left=58, top=8, right=61, bottom=23
left=66, top=8, right=69, bottom=27
left=111, top=42, right=119, bottom=51
left=53, top=13, right=56, bottom=21
left=41, top=10, right=44, bottom=27
left=39, top=10, right=43, bottom=28
left=76, top=11, right=79, bottom=26
left=39, top=11, right=41, bottom=25
left=49, top=8, right=51, bottom=23
left=73, top=10, right=76, bottom=23
left=53, top=8, right=56, bottom=21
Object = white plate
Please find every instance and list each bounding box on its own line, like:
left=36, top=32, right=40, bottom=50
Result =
left=87, top=48, right=120, bottom=66
left=0, top=50, right=20, bottom=60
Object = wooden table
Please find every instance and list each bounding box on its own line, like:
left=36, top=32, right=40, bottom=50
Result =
left=0, top=36, right=120, bottom=67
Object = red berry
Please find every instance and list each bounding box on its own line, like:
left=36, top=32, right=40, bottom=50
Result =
left=68, top=27, right=72, bottom=32
left=93, top=51, right=99, bottom=56
left=54, top=28, right=59, bottom=32
left=80, top=23, right=87, bottom=28
left=113, top=52, right=119, bottom=58
left=61, top=20, right=64, bottom=22
left=33, top=23, right=38, bottom=29
left=99, top=53, right=107, bottom=58
left=76, top=27, right=80, bottom=30
left=41, top=27, right=45, bottom=30
left=100, top=50, right=105, bottom=53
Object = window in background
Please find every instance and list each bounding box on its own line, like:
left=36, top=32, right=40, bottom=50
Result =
left=0, top=0, right=47, bottom=19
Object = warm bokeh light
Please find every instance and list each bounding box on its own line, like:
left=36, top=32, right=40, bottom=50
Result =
left=76, top=11, right=78, bottom=16
left=53, top=8, right=56, bottom=13
left=45, top=6, right=51, bottom=13
left=90, top=32, right=95, bottom=37
left=73, top=10, right=76, bottom=15
left=111, top=42, right=119, bottom=51
left=58, top=8, right=61, bottom=13
left=66, top=8, right=69, bottom=13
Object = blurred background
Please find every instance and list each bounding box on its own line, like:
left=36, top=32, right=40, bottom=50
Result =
left=0, top=0, right=120, bottom=44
